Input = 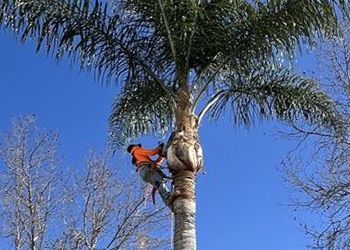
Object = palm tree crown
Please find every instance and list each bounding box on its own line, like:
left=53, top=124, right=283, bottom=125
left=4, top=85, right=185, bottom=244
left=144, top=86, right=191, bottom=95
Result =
left=0, top=0, right=347, bottom=144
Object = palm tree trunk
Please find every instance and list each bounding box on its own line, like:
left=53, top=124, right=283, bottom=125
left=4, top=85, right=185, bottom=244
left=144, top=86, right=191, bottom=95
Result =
left=172, top=170, right=196, bottom=250
left=167, top=95, right=203, bottom=250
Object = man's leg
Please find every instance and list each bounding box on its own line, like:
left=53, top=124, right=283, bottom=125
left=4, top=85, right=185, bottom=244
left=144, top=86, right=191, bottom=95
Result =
left=139, top=165, right=171, bottom=204
left=149, top=170, right=171, bottom=204
left=139, top=165, right=152, bottom=183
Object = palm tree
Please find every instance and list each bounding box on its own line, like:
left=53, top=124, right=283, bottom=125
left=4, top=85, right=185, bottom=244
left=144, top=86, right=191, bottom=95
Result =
left=0, top=1, right=348, bottom=249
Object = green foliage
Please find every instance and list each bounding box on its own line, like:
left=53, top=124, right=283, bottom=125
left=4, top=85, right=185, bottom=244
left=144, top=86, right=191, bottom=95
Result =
left=210, top=64, right=343, bottom=130
left=0, top=0, right=348, bottom=145
left=109, top=76, right=174, bottom=146
left=0, top=0, right=176, bottom=85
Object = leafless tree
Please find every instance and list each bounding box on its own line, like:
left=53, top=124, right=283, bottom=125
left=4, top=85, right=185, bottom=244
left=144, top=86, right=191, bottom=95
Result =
left=56, top=152, right=171, bottom=250
left=282, top=29, right=350, bottom=249
left=0, top=115, right=63, bottom=249
left=0, top=116, right=170, bottom=250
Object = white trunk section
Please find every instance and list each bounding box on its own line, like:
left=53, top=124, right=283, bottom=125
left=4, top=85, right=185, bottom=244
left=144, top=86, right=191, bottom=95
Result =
left=173, top=198, right=196, bottom=250
left=170, top=170, right=197, bottom=250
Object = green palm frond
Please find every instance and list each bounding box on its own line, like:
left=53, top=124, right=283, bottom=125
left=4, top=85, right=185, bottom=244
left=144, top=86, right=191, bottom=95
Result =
left=109, top=77, right=175, bottom=147
left=186, top=0, right=348, bottom=74
left=0, top=0, right=176, bottom=88
left=206, top=65, right=343, bottom=133
left=234, top=0, right=341, bottom=61
left=193, top=0, right=349, bottom=104
left=119, top=0, right=199, bottom=67
left=1, top=0, right=348, bottom=83
left=2, top=0, right=348, bottom=86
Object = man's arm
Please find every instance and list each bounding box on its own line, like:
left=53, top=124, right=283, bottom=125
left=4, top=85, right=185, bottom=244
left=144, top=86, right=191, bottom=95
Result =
left=135, top=147, right=160, bottom=157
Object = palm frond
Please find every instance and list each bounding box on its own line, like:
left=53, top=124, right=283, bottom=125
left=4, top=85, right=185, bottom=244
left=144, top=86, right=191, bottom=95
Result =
left=2, top=0, right=348, bottom=82
left=236, top=0, right=341, bottom=60
left=207, top=65, right=344, bottom=134
left=118, top=0, right=200, bottom=70
left=191, top=0, right=350, bottom=107
left=0, top=0, right=175, bottom=91
left=109, top=77, right=175, bottom=148
left=193, top=0, right=348, bottom=75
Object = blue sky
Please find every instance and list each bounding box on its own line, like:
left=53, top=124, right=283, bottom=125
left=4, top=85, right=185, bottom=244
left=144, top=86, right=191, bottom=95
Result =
left=0, top=29, right=315, bottom=249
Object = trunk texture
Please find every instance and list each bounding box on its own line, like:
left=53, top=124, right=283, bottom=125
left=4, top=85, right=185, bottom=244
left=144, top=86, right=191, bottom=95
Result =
left=167, top=88, right=203, bottom=250
left=172, top=170, right=196, bottom=250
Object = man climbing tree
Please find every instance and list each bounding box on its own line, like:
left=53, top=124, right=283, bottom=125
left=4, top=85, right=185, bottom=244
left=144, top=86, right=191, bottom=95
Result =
left=127, top=143, right=173, bottom=205
left=1, top=1, right=349, bottom=249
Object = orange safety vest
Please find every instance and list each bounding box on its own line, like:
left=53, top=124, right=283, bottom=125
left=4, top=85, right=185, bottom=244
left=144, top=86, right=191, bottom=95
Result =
left=131, top=146, right=164, bottom=169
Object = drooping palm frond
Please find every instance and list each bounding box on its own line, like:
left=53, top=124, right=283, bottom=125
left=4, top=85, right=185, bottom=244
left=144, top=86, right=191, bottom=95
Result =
left=116, top=0, right=199, bottom=69
left=0, top=0, right=175, bottom=91
left=2, top=0, right=348, bottom=87
left=109, top=77, right=175, bottom=147
left=193, top=0, right=349, bottom=105
left=0, top=0, right=179, bottom=147
left=203, top=64, right=344, bottom=135
left=230, top=0, right=343, bottom=62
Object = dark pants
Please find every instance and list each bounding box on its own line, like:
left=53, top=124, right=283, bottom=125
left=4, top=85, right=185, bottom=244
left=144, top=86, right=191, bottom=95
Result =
left=139, top=164, right=170, bottom=203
